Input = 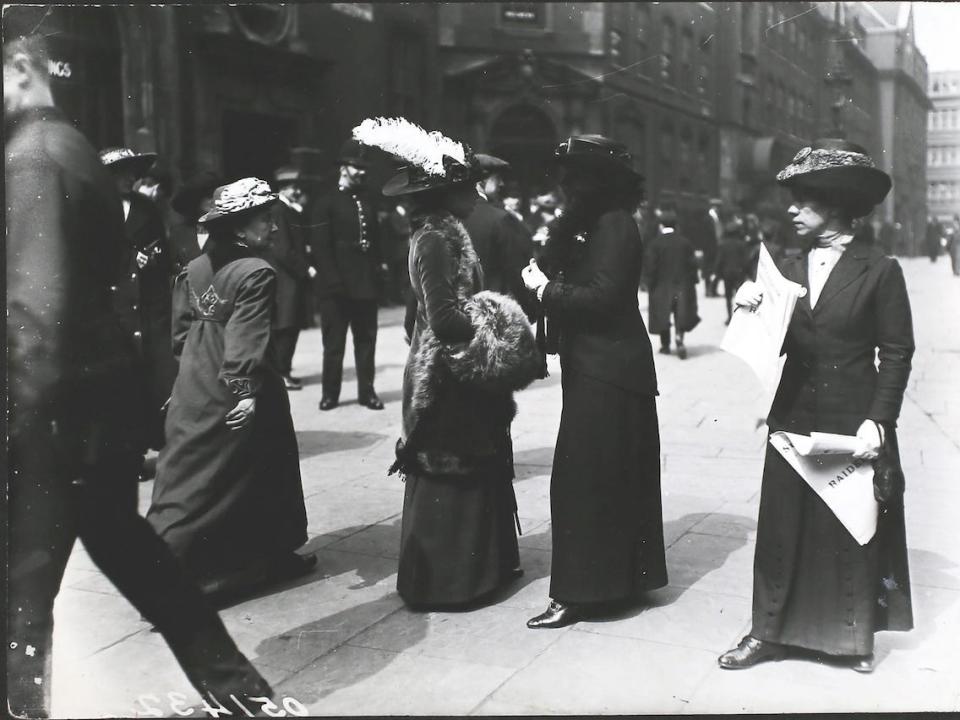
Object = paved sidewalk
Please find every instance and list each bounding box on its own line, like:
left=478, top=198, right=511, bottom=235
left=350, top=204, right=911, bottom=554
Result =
left=49, top=257, right=960, bottom=717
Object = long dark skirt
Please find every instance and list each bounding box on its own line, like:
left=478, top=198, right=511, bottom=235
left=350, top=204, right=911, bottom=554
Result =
left=751, top=443, right=913, bottom=656
left=549, top=372, right=667, bottom=603
left=397, top=470, right=519, bottom=608
left=148, top=372, right=307, bottom=581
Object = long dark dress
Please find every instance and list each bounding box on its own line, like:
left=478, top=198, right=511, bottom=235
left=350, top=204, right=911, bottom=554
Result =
left=396, top=212, right=520, bottom=607
left=147, top=239, right=307, bottom=581
left=752, top=239, right=914, bottom=656
left=540, top=209, right=667, bottom=604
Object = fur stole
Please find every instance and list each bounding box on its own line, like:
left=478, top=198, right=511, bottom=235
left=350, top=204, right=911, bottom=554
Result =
left=395, top=212, right=542, bottom=477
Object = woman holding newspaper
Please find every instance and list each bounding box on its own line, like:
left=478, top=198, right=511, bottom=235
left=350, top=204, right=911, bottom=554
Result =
left=718, top=139, right=914, bottom=674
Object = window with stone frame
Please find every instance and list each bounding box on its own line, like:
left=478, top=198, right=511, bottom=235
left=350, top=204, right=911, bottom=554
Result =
left=389, top=32, right=425, bottom=122
left=636, top=4, right=651, bottom=76
left=697, top=34, right=711, bottom=96
left=661, top=17, right=676, bottom=85
left=680, top=27, right=694, bottom=91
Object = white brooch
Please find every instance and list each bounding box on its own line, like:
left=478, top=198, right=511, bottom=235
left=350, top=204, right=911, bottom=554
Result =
left=575, top=233, right=588, bottom=244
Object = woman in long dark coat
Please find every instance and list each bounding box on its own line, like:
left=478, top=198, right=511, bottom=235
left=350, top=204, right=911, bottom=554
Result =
left=719, top=139, right=914, bottom=673
left=522, top=135, right=667, bottom=629
left=353, top=117, right=541, bottom=609
left=644, top=206, right=701, bottom=358
left=147, top=177, right=312, bottom=600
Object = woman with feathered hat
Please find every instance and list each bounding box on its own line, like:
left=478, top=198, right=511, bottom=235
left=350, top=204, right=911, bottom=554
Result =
left=147, top=177, right=313, bottom=603
left=521, top=135, right=668, bottom=629
left=719, top=139, right=914, bottom=673
left=353, top=118, right=542, bottom=608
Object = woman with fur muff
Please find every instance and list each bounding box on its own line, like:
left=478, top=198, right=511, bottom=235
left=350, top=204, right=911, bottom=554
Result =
left=719, top=139, right=914, bottom=674
left=353, top=118, right=542, bottom=609
left=147, top=178, right=313, bottom=603
left=521, top=135, right=668, bottom=629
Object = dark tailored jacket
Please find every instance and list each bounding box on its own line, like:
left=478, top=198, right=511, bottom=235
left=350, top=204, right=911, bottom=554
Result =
left=168, top=218, right=204, bottom=275
left=540, top=209, right=658, bottom=396
left=713, top=235, right=748, bottom=281
left=644, top=229, right=701, bottom=335
left=464, top=198, right=536, bottom=311
left=262, top=200, right=313, bottom=330
left=6, top=106, right=143, bottom=469
left=112, top=192, right=173, bottom=346
left=768, top=240, right=915, bottom=434
left=311, top=186, right=383, bottom=300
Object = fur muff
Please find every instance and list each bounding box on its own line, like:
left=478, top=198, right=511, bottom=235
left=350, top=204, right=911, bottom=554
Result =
left=409, top=291, right=541, bottom=416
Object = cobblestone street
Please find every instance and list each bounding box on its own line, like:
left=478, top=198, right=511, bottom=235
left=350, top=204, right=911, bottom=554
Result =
left=51, top=257, right=960, bottom=717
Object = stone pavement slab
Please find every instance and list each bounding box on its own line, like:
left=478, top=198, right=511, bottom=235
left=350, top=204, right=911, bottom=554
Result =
left=47, top=259, right=960, bottom=716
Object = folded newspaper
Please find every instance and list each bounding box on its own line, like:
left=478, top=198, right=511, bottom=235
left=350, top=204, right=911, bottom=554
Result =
left=769, top=431, right=878, bottom=545
left=721, top=243, right=804, bottom=415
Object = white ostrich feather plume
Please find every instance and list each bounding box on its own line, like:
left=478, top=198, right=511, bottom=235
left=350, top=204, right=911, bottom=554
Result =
left=352, top=117, right=465, bottom=177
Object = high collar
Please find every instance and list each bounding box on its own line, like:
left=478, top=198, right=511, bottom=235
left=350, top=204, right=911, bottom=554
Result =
left=813, top=230, right=854, bottom=250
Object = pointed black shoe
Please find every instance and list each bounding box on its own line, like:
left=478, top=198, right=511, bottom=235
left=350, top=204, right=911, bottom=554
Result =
left=527, top=600, right=581, bottom=629
left=718, top=635, right=787, bottom=669
left=358, top=391, right=384, bottom=410
left=851, top=654, right=874, bottom=674
left=319, top=396, right=339, bottom=411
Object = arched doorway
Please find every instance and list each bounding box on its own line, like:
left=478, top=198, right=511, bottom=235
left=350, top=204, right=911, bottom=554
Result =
left=488, top=104, right=559, bottom=205
left=41, top=7, right=124, bottom=149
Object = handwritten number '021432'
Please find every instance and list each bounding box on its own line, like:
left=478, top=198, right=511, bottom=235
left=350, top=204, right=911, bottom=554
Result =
left=135, top=692, right=308, bottom=717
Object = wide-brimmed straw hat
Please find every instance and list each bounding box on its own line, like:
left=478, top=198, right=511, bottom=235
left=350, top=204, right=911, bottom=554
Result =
left=99, top=147, right=158, bottom=178
left=776, top=138, right=891, bottom=217
left=171, top=170, right=222, bottom=221
left=555, top=134, right=643, bottom=183
left=352, top=116, right=475, bottom=197
left=198, top=177, right=278, bottom=225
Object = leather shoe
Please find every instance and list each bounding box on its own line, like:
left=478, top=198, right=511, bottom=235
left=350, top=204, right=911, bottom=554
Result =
left=527, top=600, right=581, bottom=629
left=283, top=375, right=302, bottom=391
left=676, top=344, right=688, bottom=360
left=359, top=392, right=384, bottom=410
left=319, top=396, right=338, bottom=411
left=851, top=654, right=874, bottom=674
left=718, top=636, right=787, bottom=669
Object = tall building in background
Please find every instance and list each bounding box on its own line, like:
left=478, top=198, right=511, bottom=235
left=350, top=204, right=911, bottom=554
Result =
left=436, top=2, right=720, bottom=215
left=848, top=1, right=931, bottom=255
left=927, top=71, right=960, bottom=223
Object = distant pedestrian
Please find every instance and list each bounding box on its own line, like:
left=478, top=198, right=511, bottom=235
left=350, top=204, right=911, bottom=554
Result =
left=645, top=205, right=701, bottom=358
left=312, top=138, right=389, bottom=411
left=353, top=116, right=540, bottom=609
left=948, top=214, right=960, bottom=276
left=100, top=146, right=178, bottom=459
left=713, top=219, right=748, bottom=324
left=4, top=17, right=271, bottom=714
left=264, top=165, right=316, bottom=391
left=147, top=178, right=313, bottom=602
left=523, top=134, right=666, bottom=629
left=925, top=216, right=942, bottom=262
left=720, top=139, right=914, bottom=674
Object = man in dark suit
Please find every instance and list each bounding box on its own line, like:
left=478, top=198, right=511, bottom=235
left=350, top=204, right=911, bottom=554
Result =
left=100, top=146, right=177, bottom=461
left=311, top=139, right=388, bottom=410
left=4, top=17, right=271, bottom=716
left=169, top=169, right=221, bottom=274
left=464, top=153, right=536, bottom=316
left=264, top=165, right=316, bottom=390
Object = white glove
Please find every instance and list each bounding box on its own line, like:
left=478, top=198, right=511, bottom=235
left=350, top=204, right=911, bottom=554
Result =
left=522, top=259, right=549, bottom=293
left=734, top=280, right=763, bottom=311
left=852, top=419, right=882, bottom=460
